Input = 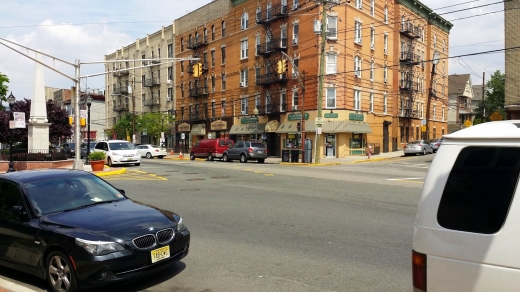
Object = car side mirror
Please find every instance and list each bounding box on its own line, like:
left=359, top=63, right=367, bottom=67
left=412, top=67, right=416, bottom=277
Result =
left=118, top=189, right=126, bottom=196
left=10, top=205, right=30, bottom=221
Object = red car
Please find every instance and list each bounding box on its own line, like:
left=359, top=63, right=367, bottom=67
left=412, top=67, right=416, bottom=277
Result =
left=190, top=138, right=234, bottom=161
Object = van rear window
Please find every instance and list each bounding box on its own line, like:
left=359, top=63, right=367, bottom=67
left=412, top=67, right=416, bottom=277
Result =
left=437, top=147, right=520, bottom=234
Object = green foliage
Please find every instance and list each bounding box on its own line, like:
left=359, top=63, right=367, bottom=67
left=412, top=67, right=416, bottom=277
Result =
left=0, top=73, right=9, bottom=102
left=139, top=112, right=173, bottom=144
left=472, top=118, right=483, bottom=125
left=473, top=70, right=505, bottom=122
left=88, top=151, right=106, bottom=161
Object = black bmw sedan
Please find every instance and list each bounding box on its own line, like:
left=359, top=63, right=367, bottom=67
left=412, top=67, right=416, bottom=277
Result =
left=0, top=169, right=190, bottom=292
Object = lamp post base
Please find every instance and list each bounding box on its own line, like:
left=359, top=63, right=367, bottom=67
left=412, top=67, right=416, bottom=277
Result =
left=6, top=162, right=15, bottom=173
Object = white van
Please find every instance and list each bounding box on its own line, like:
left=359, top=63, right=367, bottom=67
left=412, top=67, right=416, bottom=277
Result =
left=413, top=120, right=520, bottom=292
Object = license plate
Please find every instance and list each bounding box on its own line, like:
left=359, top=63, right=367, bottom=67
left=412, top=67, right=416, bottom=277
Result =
left=257, top=150, right=262, bottom=153
left=127, top=157, right=133, bottom=161
left=151, top=245, right=170, bottom=263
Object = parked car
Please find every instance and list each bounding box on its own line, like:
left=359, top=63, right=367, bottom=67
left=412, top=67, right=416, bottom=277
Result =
left=60, top=142, right=76, bottom=158
left=222, top=140, right=267, bottom=163
left=426, top=138, right=443, bottom=153
left=93, top=140, right=141, bottom=167
left=137, top=144, right=168, bottom=159
left=403, top=140, right=433, bottom=156
left=0, top=169, right=189, bottom=292
left=189, top=138, right=234, bottom=161
left=80, top=142, right=98, bottom=159
left=412, top=120, right=520, bottom=292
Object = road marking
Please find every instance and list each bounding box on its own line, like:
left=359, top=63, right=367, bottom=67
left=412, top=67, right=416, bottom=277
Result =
left=387, top=177, right=423, bottom=180
left=264, top=174, right=274, bottom=176
left=254, top=170, right=263, bottom=173
left=104, top=171, right=168, bottom=181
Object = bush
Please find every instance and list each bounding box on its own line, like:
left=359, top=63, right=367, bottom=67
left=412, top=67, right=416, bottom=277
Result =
left=88, top=151, right=106, bottom=161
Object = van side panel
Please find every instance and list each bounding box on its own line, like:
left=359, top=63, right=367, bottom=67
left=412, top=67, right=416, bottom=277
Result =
left=428, top=255, right=520, bottom=292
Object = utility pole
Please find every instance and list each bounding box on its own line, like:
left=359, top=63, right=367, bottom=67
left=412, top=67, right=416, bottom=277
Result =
left=482, top=71, right=486, bottom=122
left=315, top=0, right=328, bottom=164
left=425, top=52, right=440, bottom=140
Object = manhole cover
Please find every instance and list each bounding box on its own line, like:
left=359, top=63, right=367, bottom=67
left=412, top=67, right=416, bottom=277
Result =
left=211, top=176, right=230, bottom=179
left=187, top=178, right=205, bottom=181
left=184, top=173, right=198, bottom=175
left=181, top=188, right=200, bottom=192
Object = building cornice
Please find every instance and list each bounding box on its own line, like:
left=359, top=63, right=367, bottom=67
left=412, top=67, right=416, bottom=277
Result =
left=397, top=0, right=453, bottom=33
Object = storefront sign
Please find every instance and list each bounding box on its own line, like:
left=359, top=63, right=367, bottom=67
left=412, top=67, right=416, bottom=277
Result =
left=324, top=113, right=338, bottom=118
left=349, top=113, right=364, bottom=121
left=178, top=123, right=191, bottom=132
left=288, top=113, right=309, bottom=121
left=241, top=117, right=259, bottom=124
left=211, top=120, right=228, bottom=131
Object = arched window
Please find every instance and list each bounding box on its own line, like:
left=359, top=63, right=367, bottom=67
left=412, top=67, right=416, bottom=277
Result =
left=241, top=12, right=249, bottom=30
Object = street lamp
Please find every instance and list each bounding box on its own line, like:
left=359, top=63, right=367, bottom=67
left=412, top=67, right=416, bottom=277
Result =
left=425, top=51, right=440, bottom=140
left=7, top=92, right=16, bottom=173
left=253, top=106, right=259, bottom=140
left=161, top=117, right=165, bottom=148
left=85, top=95, right=93, bottom=165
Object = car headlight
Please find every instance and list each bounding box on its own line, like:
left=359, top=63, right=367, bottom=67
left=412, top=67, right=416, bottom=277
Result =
left=111, top=152, right=121, bottom=156
left=177, top=217, right=186, bottom=232
left=75, top=238, right=125, bottom=255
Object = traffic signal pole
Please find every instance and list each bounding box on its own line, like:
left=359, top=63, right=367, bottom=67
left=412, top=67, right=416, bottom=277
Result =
left=315, top=1, right=328, bottom=164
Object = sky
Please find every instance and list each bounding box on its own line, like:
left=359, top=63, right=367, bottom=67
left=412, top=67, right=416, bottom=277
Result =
left=0, top=0, right=505, bottom=102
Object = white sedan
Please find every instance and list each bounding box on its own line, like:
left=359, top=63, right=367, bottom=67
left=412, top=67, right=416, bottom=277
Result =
left=137, top=144, right=168, bottom=159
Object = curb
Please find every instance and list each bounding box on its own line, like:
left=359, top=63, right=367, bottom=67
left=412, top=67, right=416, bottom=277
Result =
left=350, top=155, right=406, bottom=164
left=279, top=162, right=341, bottom=166
left=94, top=167, right=127, bottom=177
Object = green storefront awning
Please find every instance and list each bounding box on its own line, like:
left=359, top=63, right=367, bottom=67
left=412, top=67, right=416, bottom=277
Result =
left=229, top=123, right=267, bottom=135
left=305, top=121, right=372, bottom=134
left=276, top=122, right=299, bottom=133
left=189, top=123, right=206, bottom=136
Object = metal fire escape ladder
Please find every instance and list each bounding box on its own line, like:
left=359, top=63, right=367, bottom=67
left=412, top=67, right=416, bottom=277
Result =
left=399, top=21, right=421, bottom=118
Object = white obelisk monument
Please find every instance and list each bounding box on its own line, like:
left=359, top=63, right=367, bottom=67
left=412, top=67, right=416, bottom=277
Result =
left=27, top=52, right=50, bottom=152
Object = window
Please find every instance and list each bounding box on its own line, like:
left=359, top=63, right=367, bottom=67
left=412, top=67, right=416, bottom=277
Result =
left=292, top=89, right=298, bottom=108
left=442, top=107, right=445, bottom=121
left=255, top=34, right=261, bottom=55
left=241, top=40, right=249, bottom=59
left=326, top=87, right=336, bottom=108
left=370, top=61, right=374, bottom=81
left=241, top=97, right=248, bottom=114
left=354, top=56, right=362, bottom=77
left=211, top=50, right=215, bottom=67
left=354, top=89, right=361, bottom=110
left=266, top=2, right=272, bottom=20
left=221, top=21, right=226, bottom=37
left=371, top=0, right=375, bottom=16
left=292, top=57, right=299, bottom=78
left=433, top=34, right=437, bottom=50
left=383, top=92, right=387, bottom=113
left=384, top=6, right=388, bottom=23
left=370, top=27, right=375, bottom=49
left=255, top=66, right=260, bottom=82
left=241, top=12, right=249, bottom=30
left=168, top=67, right=173, bottom=81
left=211, top=76, right=216, bottom=93
left=142, top=54, right=146, bottom=66
left=222, top=73, right=226, bottom=90
left=221, top=46, right=226, bottom=64
left=180, top=38, right=184, bottom=52
left=280, top=26, right=287, bottom=48
left=384, top=33, right=388, bottom=54
left=180, top=83, right=184, bottom=98
left=221, top=100, right=226, bottom=116
left=256, top=94, right=261, bottom=110
left=355, top=21, right=362, bottom=44
left=256, top=7, right=261, bottom=22
left=437, top=147, right=520, bottom=234
left=181, top=106, right=184, bottom=120
left=280, top=90, right=287, bottom=112
left=369, top=93, right=374, bottom=112
left=293, top=0, right=299, bottom=9
left=433, top=105, right=436, bottom=120
left=180, top=61, right=184, bottom=74
left=168, top=44, right=173, bottom=58
left=326, top=53, right=337, bottom=74
left=240, top=69, right=248, bottom=87
left=327, top=16, right=338, bottom=39
left=292, top=23, right=299, bottom=45
left=266, top=92, right=272, bottom=113
left=384, top=65, right=388, bottom=83
left=211, top=102, right=216, bottom=117
left=167, top=88, right=172, bottom=102
left=356, top=0, right=362, bottom=9
left=211, top=25, right=215, bottom=41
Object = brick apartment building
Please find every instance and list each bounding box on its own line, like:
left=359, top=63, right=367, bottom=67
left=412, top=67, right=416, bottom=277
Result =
left=505, top=0, right=520, bottom=119
left=105, top=0, right=451, bottom=158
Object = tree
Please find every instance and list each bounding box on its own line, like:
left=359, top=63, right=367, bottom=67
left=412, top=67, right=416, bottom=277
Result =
left=111, top=113, right=141, bottom=141
left=139, top=112, right=173, bottom=145
left=473, top=70, right=505, bottom=122
left=0, top=99, right=72, bottom=146
left=0, top=73, right=9, bottom=103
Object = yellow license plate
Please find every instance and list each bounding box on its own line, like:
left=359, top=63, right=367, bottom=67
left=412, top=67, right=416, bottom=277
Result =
left=150, top=245, right=170, bottom=263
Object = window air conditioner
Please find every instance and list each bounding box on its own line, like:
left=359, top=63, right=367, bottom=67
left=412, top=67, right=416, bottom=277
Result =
left=384, top=78, right=388, bottom=84
left=292, top=3, right=298, bottom=10
left=384, top=49, right=388, bottom=55
left=167, top=96, right=172, bottom=102
left=240, top=81, right=247, bottom=87
left=241, top=110, right=247, bottom=115
left=292, top=105, right=298, bottom=111
left=292, top=38, right=299, bottom=45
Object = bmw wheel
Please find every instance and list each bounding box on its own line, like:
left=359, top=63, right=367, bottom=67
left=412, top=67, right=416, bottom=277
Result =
left=47, top=251, right=77, bottom=292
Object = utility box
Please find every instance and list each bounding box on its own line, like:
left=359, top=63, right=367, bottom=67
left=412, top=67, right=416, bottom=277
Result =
left=282, top=149, right=290, bottom=162
left=304, top=139, right=313, bottom=163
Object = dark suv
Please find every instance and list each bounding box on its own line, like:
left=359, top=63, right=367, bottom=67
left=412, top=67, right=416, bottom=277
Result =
left=222, top=140, right=267, bottom=163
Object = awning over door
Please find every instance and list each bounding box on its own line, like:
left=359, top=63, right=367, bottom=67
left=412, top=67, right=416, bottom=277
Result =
left=189, top=123, right=206, bottom=136
left=265, top=120, right=279, bottom=132
left=229, top=123, right=267, bottom=135
left=305, top=121, right=372, bottom=133
left=276, top=122, right=299, bottom=133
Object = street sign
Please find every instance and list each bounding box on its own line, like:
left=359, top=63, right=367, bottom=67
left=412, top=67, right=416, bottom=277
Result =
left=489, top=111, right=503, bottom=121
left=315, top=117, right=324, bottom=125
left=464, top=120, right=472, bottom=127
left=421, top=119, right=426, bottom=125
left=421, top=125, right=426, bottom=132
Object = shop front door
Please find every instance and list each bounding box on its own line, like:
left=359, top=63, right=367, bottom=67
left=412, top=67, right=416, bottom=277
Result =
left=325, top=134, right=336, bottom=157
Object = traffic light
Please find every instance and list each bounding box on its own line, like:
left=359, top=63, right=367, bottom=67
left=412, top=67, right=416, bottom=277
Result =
left=297, top=122, right=301, bottom=132
left=68, top=116, right=73, bottom=125
left=277, top=60, right=283, bottom=74
left=283, top=60, right=288, bottom=73
left=192, top=63, right=200, bottom=77
left=80, top=117, right=86, bottom=127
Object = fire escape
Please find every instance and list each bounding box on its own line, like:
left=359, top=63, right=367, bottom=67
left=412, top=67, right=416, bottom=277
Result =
left=399, top=21, right=421, bottom=121
left=112, top=66, right=130, bottom=116
left=255, top=2, right=289, bottom=116
left=143, top=51, right=161, bottom=111
left=186, top=32, right=209, bottom=122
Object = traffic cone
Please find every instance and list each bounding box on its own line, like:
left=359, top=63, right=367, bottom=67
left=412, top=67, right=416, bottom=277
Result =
left=179, top=152, right=183, bottom=158
left=170, top=149, right=174, bottom=155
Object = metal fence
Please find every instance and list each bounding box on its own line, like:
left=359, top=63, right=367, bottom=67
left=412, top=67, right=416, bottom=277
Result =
left=0, top=148, right=68, bottom=161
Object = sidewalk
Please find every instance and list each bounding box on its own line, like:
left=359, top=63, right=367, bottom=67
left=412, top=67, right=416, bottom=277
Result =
left=164, top=150, right=405, bottom=166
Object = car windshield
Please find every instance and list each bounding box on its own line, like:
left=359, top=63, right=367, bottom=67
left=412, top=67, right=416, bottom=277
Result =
left=24, top=175, right=126, bottom=215
left=109, top=142, right=134, bottom=150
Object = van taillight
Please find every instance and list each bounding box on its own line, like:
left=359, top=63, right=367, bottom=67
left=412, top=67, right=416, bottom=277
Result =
left=248, top=147, right=253, bottom=153
left=412, top=250, right=427, bottom=292
left=265, top=148, right=268, bottom=154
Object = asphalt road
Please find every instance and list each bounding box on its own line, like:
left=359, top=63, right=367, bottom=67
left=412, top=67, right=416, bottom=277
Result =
left=2, top=154, right=434, bottom=292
